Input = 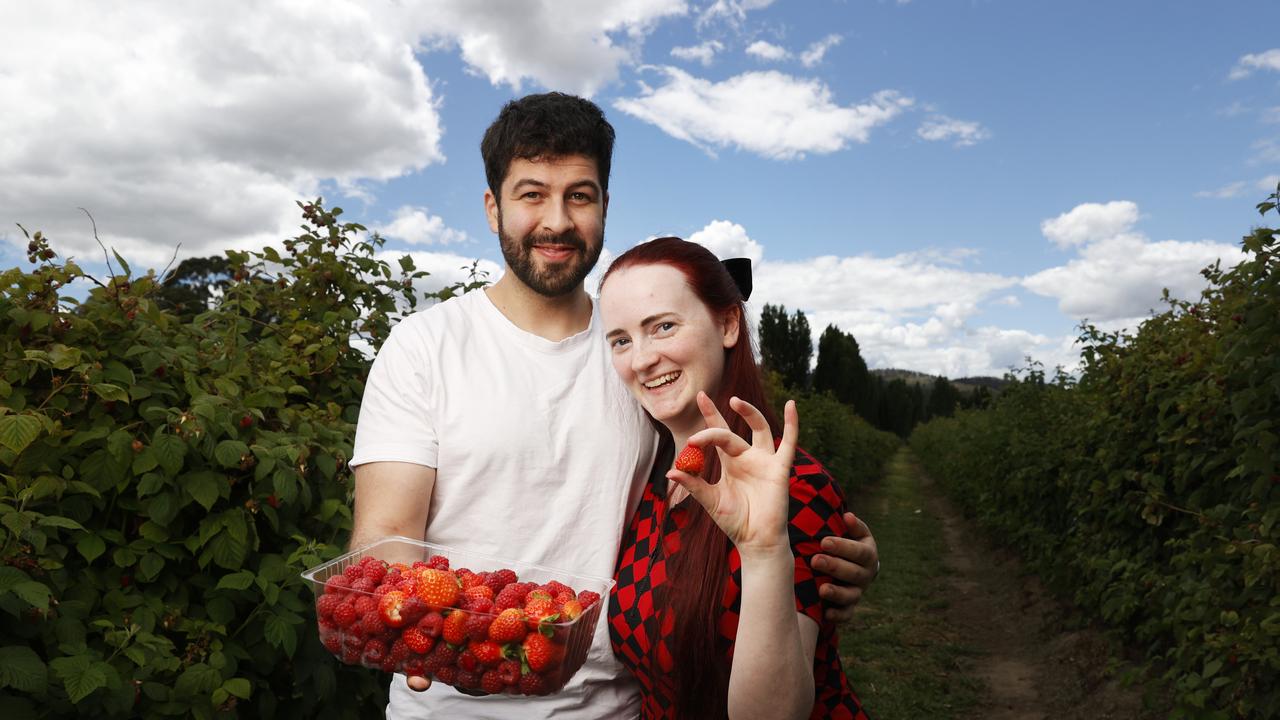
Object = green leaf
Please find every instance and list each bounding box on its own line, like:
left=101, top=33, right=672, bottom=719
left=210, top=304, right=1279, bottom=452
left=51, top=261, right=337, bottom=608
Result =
left=131, top=447, right=159, bottom=475
left=46, top=344, right=82, bottom=370
left=77, top=533, right=106, bottom=563
left=184, top=471, right=222, bottom=511
left=0, top=646, right=46, bottom=693
left=151, top=433, right=186, bottom=474
left=264, top=614, right=297, bottom=658
left=138, top=553, right=164, bottom=582
left=214, top=440, right=249, bottom=469
left=64, top=662, right=107, bottom=704
left=12, top=581, right=51, bottom=609
left=111, top=248, right=131, bottom=277
left=0, top=414, right=42, bottom=454
left=208, top=529, right=247, bottom=570
left=37, top=515, right=85, bottom=531
left=223, top=678, right=252, bottom=700
left=91, top=384, right=129, bottom=402
left=215, top=571, right=255, bottom=591
left=0, top=567, right=28, bottom=594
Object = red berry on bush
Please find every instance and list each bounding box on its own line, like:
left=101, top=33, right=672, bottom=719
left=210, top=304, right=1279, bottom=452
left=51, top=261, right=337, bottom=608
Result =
left=239, top=415, right=253, bottom=428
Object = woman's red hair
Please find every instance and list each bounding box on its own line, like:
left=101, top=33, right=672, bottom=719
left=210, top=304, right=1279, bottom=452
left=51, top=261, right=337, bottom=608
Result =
left=601, top=237, right=780, bottom=719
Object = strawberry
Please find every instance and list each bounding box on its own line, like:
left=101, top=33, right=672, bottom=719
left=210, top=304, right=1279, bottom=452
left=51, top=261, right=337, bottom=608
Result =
left=675, top=444, right=704, bottom=474
left=577, top=590, right=601, bottom=608
left=469, top=640, right=503, bottom=667
left=402, top=627, right=434, bottom=655
left=442, top=609, right=469, bottom=646
left=464, top=585, right=494, bottom=603
left=457, top=648, right=479, bottom=673
left=524, top=593, right=558, bottom=626
left=379, top=590, right=410, bottom=628
left=560, top=599, right=584, bottom=621
left=488, top=608, right=528, bottom=643
left=415, top=568, right=461, bottom=608
left=481, top=669, right=505, bottom=694
left=459, top=571, right=486, bottom=590
left=522, top=632, right=559, bottom=672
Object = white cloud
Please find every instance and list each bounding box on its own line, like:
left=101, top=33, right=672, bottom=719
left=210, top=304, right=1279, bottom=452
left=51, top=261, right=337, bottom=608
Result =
left=799, top=34, right=843, bottom=68
left=671, top=40, right=725, bottom=66
left=746, top=40, right=790, bottom=61
left=614, top=67, right=913, bottom=159
left=1039, top=200, right=1140, bottom=248
left=1260, top=174, right=1280, bottom=191
left=697, top=0, right=775, bottom=28
left=1024, top=201, right=1246, bottom=323
left=1262, top=107, right=1280, bottom=124
left=389, top=0, right=689, bottom=96
left=0, top=3, right=446, bottom=269
left=1252, top=138, right=1280, bottom=164
left=1229, top=48, right=1280, bottom=80
left=1195, top=181, right=1248, bottom=199
left=917, top=115, right=991, bottom=147
left=374, top=206, right=469, bottom=246
left=687, top=220, right=764, bottom=264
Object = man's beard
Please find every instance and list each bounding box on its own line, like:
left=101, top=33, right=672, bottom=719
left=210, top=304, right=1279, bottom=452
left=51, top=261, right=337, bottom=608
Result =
left=498, top=215, right=604, bottom=298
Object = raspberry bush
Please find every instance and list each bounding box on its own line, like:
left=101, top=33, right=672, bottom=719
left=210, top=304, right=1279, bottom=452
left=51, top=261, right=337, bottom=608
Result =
left=0, top=201, right=481, bottom=718
left=911, top=193, right=1280, bottom=718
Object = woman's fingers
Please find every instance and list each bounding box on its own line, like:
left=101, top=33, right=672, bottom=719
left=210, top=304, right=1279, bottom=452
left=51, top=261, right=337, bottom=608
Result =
left=667, top=467, right=718, bottom=511
left=407, top=675, right=431, bottom=692
left=727, top=396, right=774, bottom=451
left=687, top=427, right=752, bottom=457
left=696, top=391, right=730, bottom=430
left=777, top=399, right=799, bottom=466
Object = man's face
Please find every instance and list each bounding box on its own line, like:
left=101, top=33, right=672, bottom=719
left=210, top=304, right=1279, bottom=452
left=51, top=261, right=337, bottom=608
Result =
left=485, top=154, right=607, bottom=297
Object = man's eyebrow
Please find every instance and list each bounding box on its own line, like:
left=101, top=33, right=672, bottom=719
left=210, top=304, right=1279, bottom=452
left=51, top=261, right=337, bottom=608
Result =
left=509, top=178, right=548, bottom=193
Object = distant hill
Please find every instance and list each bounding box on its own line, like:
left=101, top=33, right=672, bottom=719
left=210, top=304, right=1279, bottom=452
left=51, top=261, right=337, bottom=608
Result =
left=869, top=368, right=1010, bottom=395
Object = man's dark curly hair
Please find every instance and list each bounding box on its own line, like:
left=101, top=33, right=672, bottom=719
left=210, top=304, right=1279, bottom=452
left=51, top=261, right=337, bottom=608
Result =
left=480, top=92, right=616, bottom=200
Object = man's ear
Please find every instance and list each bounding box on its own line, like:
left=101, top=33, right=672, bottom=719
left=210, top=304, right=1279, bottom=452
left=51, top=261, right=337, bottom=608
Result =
left=602, top=190, right=609, bottom=221
left=721, top=307, right=741, bottom=349
left=484, top=189, right=500, bottom=234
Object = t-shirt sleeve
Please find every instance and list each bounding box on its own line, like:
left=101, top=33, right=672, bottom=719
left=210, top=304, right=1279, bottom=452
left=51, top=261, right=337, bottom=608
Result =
left=349, top=322, right=438, bottom=469
left=787, top=449, right=850, bottom=625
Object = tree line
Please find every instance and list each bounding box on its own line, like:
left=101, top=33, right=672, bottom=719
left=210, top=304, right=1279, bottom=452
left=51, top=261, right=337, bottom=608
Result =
left=758, top=304, right=989, bottom=437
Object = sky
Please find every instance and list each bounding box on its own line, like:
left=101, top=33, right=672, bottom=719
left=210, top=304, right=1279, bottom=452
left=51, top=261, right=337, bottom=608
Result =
left=2, top=0, right=1278, bottom=378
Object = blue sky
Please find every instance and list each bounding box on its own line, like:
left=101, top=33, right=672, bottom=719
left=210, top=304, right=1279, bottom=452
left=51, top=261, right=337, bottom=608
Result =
left=2, top=1, right=1278, bottom=376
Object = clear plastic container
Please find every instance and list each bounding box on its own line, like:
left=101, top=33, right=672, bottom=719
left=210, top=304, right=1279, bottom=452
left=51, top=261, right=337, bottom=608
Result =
left=300, top=536, right=614, bottom=696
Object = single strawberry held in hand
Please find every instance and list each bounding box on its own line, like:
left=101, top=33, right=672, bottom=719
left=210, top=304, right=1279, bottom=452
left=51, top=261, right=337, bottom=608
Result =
left=674, top=444, right=704, bottom=474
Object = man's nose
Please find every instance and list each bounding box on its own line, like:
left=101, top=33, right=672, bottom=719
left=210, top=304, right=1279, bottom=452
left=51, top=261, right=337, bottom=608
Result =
left=541, top=197, right=573, bottom=235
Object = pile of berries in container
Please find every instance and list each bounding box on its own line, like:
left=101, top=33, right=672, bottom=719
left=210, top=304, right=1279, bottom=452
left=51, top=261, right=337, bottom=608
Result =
left=302, top=537, right=612, bottom=696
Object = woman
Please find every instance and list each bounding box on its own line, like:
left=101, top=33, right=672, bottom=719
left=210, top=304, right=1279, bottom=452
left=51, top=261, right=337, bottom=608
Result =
left=599, top=237, right=870, bottom=720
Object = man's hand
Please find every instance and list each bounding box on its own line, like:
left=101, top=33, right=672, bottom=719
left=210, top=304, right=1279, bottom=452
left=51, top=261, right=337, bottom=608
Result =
left=813, top=512, right=879, bottom=623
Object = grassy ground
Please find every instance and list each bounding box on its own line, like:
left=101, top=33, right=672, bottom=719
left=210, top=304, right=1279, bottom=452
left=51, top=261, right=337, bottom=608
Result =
left=838, top=449, right=983, bottom=720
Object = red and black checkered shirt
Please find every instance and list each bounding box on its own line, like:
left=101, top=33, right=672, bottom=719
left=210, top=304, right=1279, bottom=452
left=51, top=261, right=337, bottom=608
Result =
left=609, top=446, right=871, bottom=720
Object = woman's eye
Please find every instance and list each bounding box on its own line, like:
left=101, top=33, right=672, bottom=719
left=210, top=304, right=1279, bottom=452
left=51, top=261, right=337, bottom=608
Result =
left=655, top=322, right=676, bottom=334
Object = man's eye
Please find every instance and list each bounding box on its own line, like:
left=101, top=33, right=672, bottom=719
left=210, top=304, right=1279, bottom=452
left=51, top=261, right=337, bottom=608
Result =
left=570, top=192, right=592, bottom=202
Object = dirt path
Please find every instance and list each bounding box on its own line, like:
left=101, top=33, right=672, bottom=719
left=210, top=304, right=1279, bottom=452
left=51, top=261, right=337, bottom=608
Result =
left=915, top=460, right=1157, bottom=719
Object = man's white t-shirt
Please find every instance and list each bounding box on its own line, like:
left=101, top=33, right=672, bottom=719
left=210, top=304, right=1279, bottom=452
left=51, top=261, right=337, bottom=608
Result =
left=351, top=287, right=656, bottom=719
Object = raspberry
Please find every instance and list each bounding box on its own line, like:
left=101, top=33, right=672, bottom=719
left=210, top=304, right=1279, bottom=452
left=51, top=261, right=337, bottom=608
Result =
left=498, top=659, right=521, bottom=686
left=403, top=656, right=427, bottom=678
left=494, top=584, right=528, bottom=610
left=374, top=583, right=395, bottom=598
left=486, top=568, right=518, bottom=593
left=353, top=595, right=378, bottom=616
left=344, top=630, right=365, bottom=651
left=321, top=631, right=342, bottom=654
left=456, top=670, right=481, bottom=690
left=362, top=610, right=387, bottom=637
left=351, top=578, right=377, bottom=595
left=402, top=627, right=434, bottom=655
left=417, top=611, right=444, bottom=638
left=401, top=597, right=427, bottom=624
left=488, top=608, right=528, bottom=644
left=343, top=563, right=363, bottom=581
left=480, top=669, right=505, bottom=694
left=316, top=594, right=341, bottom=619
left=332, top=602, right=357, bottom=628
left=465, top=612, right=493, bottom=641
left=543, top=581, right=571, bottom=597
left=362, top=561, right=387, bottom=584
left=324, top=575, right=352, bottom=595
left=577, top=590, right=601, bottom=608
left=363, top=638, right=387, bottom=665
left=426, top=555, right=450, bottom=570
left=341, top=645, right=362, bottom=665
left=519, top=672, right=548, bottom=695
left=434, top=666, right=457, bottom=686
left=424, top=643, right=457, bottom=675
left=461, top=595, right=493, bottom=614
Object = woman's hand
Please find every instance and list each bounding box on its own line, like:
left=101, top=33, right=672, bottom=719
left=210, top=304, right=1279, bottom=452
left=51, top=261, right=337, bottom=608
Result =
left=667, top=393, right=798, bottom=558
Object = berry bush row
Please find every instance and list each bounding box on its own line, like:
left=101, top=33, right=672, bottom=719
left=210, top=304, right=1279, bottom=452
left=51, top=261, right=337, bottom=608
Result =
left=910, top=196, right=1280, bottom=718
left=0, top=202, right=481, bottom=718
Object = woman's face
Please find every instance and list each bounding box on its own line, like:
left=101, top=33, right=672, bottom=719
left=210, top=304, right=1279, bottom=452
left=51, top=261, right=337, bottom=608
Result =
left=601, top=263, right=740, bottom=438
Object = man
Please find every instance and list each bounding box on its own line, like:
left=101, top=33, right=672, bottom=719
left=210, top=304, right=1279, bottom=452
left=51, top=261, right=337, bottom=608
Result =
left=350, top=92, right=878, bottom=719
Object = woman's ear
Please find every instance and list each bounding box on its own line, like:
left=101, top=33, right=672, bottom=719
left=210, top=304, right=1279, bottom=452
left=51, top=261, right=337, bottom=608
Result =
left=721, top=307, right=741, bottom=349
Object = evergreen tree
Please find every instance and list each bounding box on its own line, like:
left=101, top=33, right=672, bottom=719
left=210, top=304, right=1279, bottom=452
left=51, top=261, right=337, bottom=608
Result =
left=927, top=376, right=960, bottom=419
left=758, top=303, right=814, bottom=390
left=813, top=324, right=869, bottom=409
